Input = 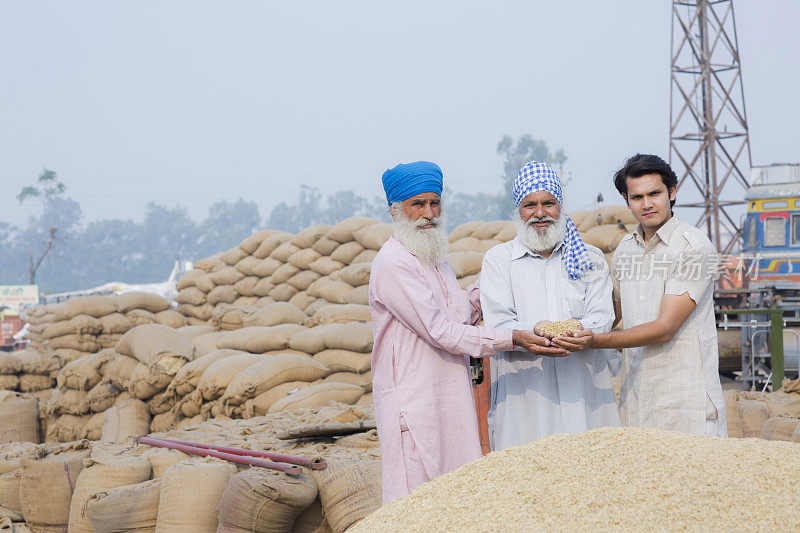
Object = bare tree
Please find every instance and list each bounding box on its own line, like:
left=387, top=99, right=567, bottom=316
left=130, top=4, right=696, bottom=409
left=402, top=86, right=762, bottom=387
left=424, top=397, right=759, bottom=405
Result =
left=17, top=169, right=66, bottom=284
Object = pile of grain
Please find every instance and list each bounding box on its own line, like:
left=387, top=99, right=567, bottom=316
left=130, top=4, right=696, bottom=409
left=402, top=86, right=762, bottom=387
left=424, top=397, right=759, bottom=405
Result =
left=354, top=426, right=800, bottom=531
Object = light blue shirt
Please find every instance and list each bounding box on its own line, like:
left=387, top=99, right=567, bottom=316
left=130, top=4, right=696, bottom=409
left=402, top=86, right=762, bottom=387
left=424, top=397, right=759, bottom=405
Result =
left=480, top=236, right=621, bottom=450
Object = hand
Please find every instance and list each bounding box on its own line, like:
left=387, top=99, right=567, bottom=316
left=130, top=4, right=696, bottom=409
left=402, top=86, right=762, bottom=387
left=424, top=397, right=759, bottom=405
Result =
left=533, top=321, right=553, bottom=339
left=552, top=328, right=593, bottom=352
left=512, top=330, right=569, bottom=357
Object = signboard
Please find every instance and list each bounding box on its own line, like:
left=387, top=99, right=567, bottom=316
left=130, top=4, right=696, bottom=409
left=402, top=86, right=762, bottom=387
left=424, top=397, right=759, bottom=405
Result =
left=0, top=285, right=40, bottom=310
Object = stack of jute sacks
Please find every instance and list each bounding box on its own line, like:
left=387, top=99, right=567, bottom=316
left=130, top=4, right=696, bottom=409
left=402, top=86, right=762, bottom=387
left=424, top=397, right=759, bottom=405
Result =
left=0, top=402, right=381, bottom=533
left=723, top=378, right=800, bottom=442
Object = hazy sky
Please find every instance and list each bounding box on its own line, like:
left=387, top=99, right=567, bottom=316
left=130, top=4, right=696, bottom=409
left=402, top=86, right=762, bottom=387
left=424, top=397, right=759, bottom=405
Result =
left=1, top=1, right=798, bottom=227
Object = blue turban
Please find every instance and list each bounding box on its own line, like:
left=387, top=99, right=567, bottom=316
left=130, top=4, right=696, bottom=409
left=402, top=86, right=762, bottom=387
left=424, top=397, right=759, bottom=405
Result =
left=381, top=161, right=443, bottom=205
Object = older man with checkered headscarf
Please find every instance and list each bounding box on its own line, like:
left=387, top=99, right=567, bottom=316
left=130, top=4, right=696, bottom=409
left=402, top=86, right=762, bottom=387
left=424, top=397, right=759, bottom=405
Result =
left=479, top=161, right=621, bottom=450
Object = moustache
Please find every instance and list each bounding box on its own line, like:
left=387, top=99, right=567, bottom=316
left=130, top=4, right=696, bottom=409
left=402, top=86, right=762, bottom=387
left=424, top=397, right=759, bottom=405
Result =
left=527, top=216, right=557, bottom=226
left=414, top=218, right=440, bottom=229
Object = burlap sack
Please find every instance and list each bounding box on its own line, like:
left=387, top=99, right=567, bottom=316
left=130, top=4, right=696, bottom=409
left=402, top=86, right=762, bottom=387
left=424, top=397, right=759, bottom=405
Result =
left=176, top=269, right=205, bottom=290
left=128, top=364, right=173, bottom=400
left=18, top=374, right=54, bottom=393
left=81, top=412, right=104, bottom=441
left=353, top=223, right=393, bottom=251
left=242, top=381, right=309, bottom=418
left=219, top=247, right=248, bottom=267
left=177, top=390, right=203, bottom=417
left=759, top=416, right=800, bottom=441
left=0, top=355, right=20, bottom=376
left=217, top=324, right=307, bottom=353
left=738, top=399, right=770, bottom=438
left=149, top=411, right=183, bottom=434
left=327, top=217, right=377, bottom=244
left=351, top=249, right=377, bottom=264
left=313, top=236, right=340, bottom=256
left=311, top=456, right=381, bottom=533
left=723, top=389, right=741, bottom=438
left=446, top=251, right=483, bottom=278
left=233, top=276, right=260, bottom=297
left=85, top=478, right=162, bottom=533
left=494, top=221, right=516, bottom=242
left=222, top=354, right=331, bottom=405
left=196, top=353, right=269, bottom=401
left=57, top=351, right=111, bottom=391
left=115, top=324, right=194, bottom=375
left=309, top=257, right=345, bottom=277
left=473, top=239, right=502, bottom=254
left=67, top=454, right=152, bottom=533
left=44, top=414, right=89, bottom=443
left=16, top=350, right=59, bottom=376
left=99, top=313, right=134, bottom=335
left=177, top=325, right=215, bottom=339
left=42, top=315, right=103, bottom=340
left=210, top=267, right=245, bottom=287
left=269, top=382, right=364, bottom=412
left=307, top=304, right=371, bottom=327
left=155, top=459, right=237, bottom=533
left=323, top=372, right=372, bottom=392
left=169, top=349, right=244, bottom=397
left=194, top=253, right=226, bottom=272
left=0, top=469, right=22, bottom=518
left=335, top=262, right=371, bottom=287
left=270, top=283, right=300, bottom=303
left=19, top=449, right=91, bottom=532
left=448, top=236, right=480, bottom=253
left=250, top=278, right=274, bottom=298
left=307, top=278, right=354, bottom=305
left=142, top=448, right=189, bottom=479
left=253, top=232, right=293, bottom=260
left=336, top=429, right=380, bottom=449
left=113, top=292, right=170, bottom=314
left=102, top=396, right=151, bottom=444
left=178, top=303, right=214, bottom=322
left=313, top=350, right=371, bottom=374
left=100, top=353, right=139, bottom=390
left=581, top=224, right=628, bottom=253
left=235, top=296, right=260, bottom=308
left=330, top=241, right=365, bottom=265
left=207, top=285, right=239, bottom=306
left=292, top=225, right=332, bottom=249
left=45, top=334, right=100, bottom=353
left=251, top=259, right=282, bottom=280
left=324, top=322, right=373, bottom=353
left=191, top=332, right=225, bottom=357
left=85, top=380, right=120, bottom=413
left=53, top=296, right=117, bottom=321
left=154, top=310, right=188, bottom=329
left=46, top=388, right=90, bottom=416
left=239, top=229, right=277, bottom=254
left=234, top=256, right=262, bottom=277
left=287, top=250, right=321, bottom=271
left=124, top=309, right=156, bottom=327
left=217, top=469, right=318, bottom=533
left=289, top=292, right=317, bottom=312
left=0, top=376, right=18, bottom=392
left=763, top=390, right=800, bottom=417
left=271, top=242, right=301, bottom=263
left=147, top=390, right=176, bottom=415
left=0, top=392, right=38, bottom=444
left=287, top=270, right=322, bottom=292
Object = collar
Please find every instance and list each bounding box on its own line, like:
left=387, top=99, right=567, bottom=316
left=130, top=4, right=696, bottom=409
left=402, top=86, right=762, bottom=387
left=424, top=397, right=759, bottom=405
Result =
left=511, top=235, right=564, bottom=261
left=633, top=213, right=681, bottom=246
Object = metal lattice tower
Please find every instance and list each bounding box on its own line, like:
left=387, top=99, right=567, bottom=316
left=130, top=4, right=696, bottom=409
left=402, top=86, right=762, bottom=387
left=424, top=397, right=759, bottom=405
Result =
left=670, top=0, right=752, bottom=254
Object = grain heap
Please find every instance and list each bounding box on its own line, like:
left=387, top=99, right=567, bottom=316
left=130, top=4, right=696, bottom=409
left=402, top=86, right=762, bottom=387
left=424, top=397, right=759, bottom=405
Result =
left=354, top=426, right=800, bottom=532
left=536, top=319, right=583, bottom=338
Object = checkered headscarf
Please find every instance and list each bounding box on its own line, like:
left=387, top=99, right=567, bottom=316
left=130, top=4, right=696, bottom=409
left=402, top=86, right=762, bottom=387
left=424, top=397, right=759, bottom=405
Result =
left=513, top=161, right=594, bottom=280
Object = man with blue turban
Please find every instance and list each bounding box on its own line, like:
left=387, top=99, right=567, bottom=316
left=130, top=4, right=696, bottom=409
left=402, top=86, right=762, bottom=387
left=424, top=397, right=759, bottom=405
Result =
left=369, top=161, right=564, bottom=503
left=480, top=161, right=621, bottom=450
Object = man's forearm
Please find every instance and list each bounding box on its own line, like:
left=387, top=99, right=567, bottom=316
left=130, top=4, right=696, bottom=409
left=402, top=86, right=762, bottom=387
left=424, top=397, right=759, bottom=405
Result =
left=591, top=319, right=673, bottom=350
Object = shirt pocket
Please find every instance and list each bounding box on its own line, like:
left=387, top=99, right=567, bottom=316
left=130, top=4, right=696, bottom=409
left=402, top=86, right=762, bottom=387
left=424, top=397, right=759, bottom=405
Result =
left=564, top=282, right=586, bottom=320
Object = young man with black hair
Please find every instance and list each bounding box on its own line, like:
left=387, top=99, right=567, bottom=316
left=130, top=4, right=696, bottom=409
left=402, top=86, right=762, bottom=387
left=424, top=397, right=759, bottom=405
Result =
left=587, top=153, right=726, bottom=437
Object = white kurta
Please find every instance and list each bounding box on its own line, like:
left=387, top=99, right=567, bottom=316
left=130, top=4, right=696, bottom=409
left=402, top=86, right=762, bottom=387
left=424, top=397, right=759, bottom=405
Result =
left=480, top=237, right=621, bottom=451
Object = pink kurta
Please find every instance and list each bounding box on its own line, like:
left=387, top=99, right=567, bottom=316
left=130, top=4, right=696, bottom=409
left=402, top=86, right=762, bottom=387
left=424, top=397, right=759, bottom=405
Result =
left=369, top=236, right=513, bottom=504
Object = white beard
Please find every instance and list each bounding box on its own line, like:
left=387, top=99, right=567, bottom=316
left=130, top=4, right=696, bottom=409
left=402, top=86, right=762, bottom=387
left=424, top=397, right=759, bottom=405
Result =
left=513, top=209, right=567, bottom=253
left=391, top=204, right=448, bottom=265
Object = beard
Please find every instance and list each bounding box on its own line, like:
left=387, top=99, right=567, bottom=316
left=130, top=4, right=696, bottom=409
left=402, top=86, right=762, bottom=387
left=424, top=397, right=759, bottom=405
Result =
left=513, top=209, right=567, bottom=253
left=391, top=204, right=449, bottom=265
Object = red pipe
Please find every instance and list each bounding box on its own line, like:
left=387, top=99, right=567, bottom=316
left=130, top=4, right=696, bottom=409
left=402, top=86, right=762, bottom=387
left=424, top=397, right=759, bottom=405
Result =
left=135, top=436, right=302, bottom=477
left=156, top=438, right=327, bottom=470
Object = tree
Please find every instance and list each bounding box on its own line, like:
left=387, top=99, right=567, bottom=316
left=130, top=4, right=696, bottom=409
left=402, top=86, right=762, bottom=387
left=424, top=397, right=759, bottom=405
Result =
left=16, top=169, right=70, bottom=284
left=196, top=199, right=261, bottom=258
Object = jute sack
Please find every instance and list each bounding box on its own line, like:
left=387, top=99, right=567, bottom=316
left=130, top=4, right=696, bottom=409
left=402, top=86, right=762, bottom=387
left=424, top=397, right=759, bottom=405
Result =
left=81, top=413, right=104, bottom=441
left=323, top=322, right=373, bottom=353
left=102, top=396, right=151, bottom=444
left=287, top=270, right=322, bottom=292
left=271, top=242, right=301, bottom=262
left=353, top=223, right=392, bottom=251
left=53, top=296, right=117, bottom=321
left=147, top=390, right=176, bottom=415
left=0, top=469, right=22, bottom=519
left=323, top=372, right=372, bottom=392
left=289, top=292, right=317, bottom=312
left=351, top=249, right=377, bottom=264
left=253, top=232, right=293, bottom=260
left=192, top=332, right=225, bottom=357
left=244, top=302, right=307, bottom=327
left=448, top=236, right=480, bottom=253
left=18, top=374, right=54, bottom=393
left=42, top=315, right=103, bottom=340
left=44, top=335, right=100, bottom=353
left=220, top=247, right=249, bottom=267
left=142, top=448, right=189, bottom=479
left=0, top=355, right=20, bottom=376
left=222, top=354, right=331, bottom=405
left=269, top=284, right=299, bottom=302
left=217, top=468, right=318, bottom=533
left=178, top=303, right=213, bottom=322
left=738, top=399, right=770, bottom=438
left=242, top=382, right=309, bottom=418
left=16, top=350, right=58, bottom=376
left=169, top=349, right=244, bottom=397
left=99, top=313, right=134, bottom=335
left=0, top=376, right=18, bottom=391
left=113, top=292, right=170, bottom=314
left=233, top=276, right=259, bottom=297
left=0, top=392, right=38, bottom=444
left=309, top=257, right=345, bottom=277
left=155, top=459, right=237, bottom=533
left=307, top=304, right=371, bottom=327
left=154, top=310, right=188, bottom=329
left=197, top=353, right=269, bottom=401
left=233, top=296, right=259, bottom=307
left=327, top=217, right=377, bottom=244
left=581, top=224, right=628, bottom=253
left=175, top=286, right=208, bottom=306
left=46, top=388, right=90, bottom=416
left=251, top=278, right=275, bottom=297
left=446, top=251, right=483, bottom=278
left=471, top=220, right=508, bottom=241
left=762, top=390, right=800, bottom=417
left=307, top=278, right=353, bottom=304
left=115, top=324, right=195, bottom=375
left=127, top=364, right=173, bottom=400
left=177, top=325, right=215, bottom=340
left=217, top=324, right=307, bottom=353
left=311, top=456, right=381, bottom=533
left=287, top=250, right=320, bottom=272
left=235, top=256, right=262, bottom=277
left=125, top=309, right=156, bottom=327
left=722, top=390, right=741, bottom=438
left=759, top=416, right=800, bottom=441
left=292, top=225, right=332, bottom=249
left=56, top=351, right=111, bottom=391
left=67, top=455, right=152, bottom=533
left=494, top=221, right=516, bottom=242
left=335, top=429, right=380, bottom=449
left=313, top=236, right=340, bottom=256
left=289, top=324, right=337, bottom=354
left=269, top=383, right=364, bottom=412
left=19, top=448, right=91, bottom=532
left=45, top=415, right=91, bottom=443
left=194, top=253, right=226, bottom=272
left=149, top=411, right=183, bottom=434
left=176, top=269, right=205, bottom=290
left=177, top=390, right=203, bottom=418
left=100, top=354, right=139, bottom=390
left=448, top=221, right=484, bottom=242
left=207, top=285, right=239, bottom=307
left=85, top=478, right=161, bottom=533
left=313, top=350, right=371, bottom=373
left=86, top=380, right=121, bottom=413
left=334, top=262, right=371, bottom=288
left=239, top=229, right=277, bottom=254
left=330, top=241, right=365, bottom=265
